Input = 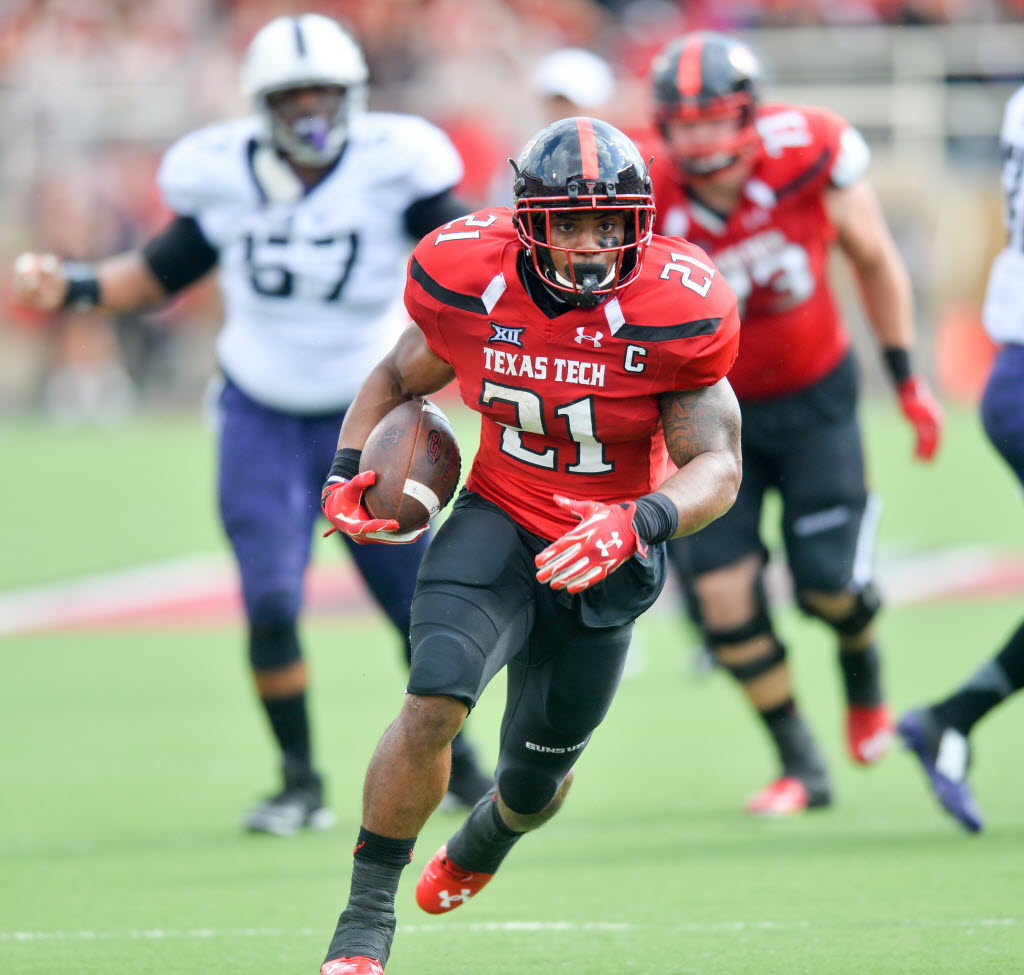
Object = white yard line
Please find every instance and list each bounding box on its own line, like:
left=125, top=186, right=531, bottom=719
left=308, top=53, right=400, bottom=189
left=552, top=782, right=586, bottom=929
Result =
left=0, top=544, right=1021, bottom=638
left=1, top=917, right=1019, bottom=942
left=0, top=554, right=232, bottom=635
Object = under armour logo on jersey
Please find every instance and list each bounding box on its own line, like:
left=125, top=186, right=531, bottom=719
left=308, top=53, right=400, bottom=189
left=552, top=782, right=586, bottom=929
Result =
left=488, top=322, right=525, bottom=347
left=596, top=532, right=623, bottom=557
left=438, top=888, right=473, bottom=909
left=575, top=327, right=603, bottom=347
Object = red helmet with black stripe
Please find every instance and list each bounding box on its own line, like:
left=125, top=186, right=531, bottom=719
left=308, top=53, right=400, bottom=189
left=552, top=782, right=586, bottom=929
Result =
left=650, top=32, right=760, bottom=178
left=512, top=116, right=655, bottom=307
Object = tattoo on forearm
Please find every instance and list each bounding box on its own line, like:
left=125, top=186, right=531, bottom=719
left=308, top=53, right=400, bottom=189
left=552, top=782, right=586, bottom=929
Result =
left=661, top=382, right=741, bottom=467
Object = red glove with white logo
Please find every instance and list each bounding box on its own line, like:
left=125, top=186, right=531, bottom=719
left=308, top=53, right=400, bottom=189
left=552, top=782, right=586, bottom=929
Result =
left=897, top=377, right=943, bottom=461
left=321, top=470, right=427, bottom=545
left=535, top=495, right=647, bottom=594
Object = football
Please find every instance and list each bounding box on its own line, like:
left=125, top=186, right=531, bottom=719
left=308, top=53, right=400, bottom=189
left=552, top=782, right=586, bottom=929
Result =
left=360, top=398, right=462, bottom=532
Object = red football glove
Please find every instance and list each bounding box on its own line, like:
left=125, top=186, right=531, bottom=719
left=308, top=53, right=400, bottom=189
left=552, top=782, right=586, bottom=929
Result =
left=320, top=470, right=427, bottom=545
left=897, top=377, right=943, bottom=462
left=535, top=495, right=648, bottom=594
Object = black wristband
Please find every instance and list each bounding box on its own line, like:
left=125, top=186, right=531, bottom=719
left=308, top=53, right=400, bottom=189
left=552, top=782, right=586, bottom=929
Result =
left=325, top=447, right=362, bottom=485
left=882, top=347, right=913, bottom=385
left=60, top=262, right=101, bottom=309
left=632, top=492, right=679, bottom=546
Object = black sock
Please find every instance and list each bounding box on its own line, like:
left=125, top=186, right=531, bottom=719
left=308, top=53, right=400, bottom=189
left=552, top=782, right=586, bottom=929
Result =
left=760, top=700, right=829, bottom=784
left=323, top=830, right=416, bottom=966
left=933, top=619, right=1024, bottom=735
left=447, top=792, right=521, bottom=874
left=838, top=641, right=884, bottom=706
left=262, top=692, right=313, bottom=771
left=995, top=619, right=1024, bottom=688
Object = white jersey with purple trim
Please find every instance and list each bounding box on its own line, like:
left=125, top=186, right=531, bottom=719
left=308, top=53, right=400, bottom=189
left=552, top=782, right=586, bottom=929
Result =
left=158, top=111, right=463, bottom=412
left=983, top=85, right=1024, bottom=345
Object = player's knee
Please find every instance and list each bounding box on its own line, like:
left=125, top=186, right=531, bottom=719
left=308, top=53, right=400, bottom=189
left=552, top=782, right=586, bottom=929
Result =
left=496, top=765, right=567, bottom=817
left=701, top=579, right=772, bottom=654
left=693, top=554, right=768, bottom=635
left=698, top=571, right=785, bottom=682
left=248, top=618, right=301, bottom=669
left=796, top=582, right=881, bottom=637
left=406, top=631, right=485, bottom=710
left=247, top=587, right=300, bottom=627
left=712, top=634, right=787, bottom=683
left=396, top=693, right=467, bottom=751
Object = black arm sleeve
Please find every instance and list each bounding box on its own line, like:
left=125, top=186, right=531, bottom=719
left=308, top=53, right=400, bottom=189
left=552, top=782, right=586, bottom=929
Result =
left=403, top=188, right=471, bottom=240
left=141, top=215, right=220, bottom=295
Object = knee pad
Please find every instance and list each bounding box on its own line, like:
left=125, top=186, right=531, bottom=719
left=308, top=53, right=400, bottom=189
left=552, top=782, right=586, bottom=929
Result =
left=698, top=571, right=786, bottom=683
left=248, top=620, right=301, bottom=670
left=700, top=568, right=772, bottom=651
left=715, top=638, right=788, bottom=683
left=406, top=630, right=484, bottom=710
left=704, top=610, right=772, bottom=650
left=796, top=581, right=882, bottom=637
left=495, top=763, right=562, bottom=816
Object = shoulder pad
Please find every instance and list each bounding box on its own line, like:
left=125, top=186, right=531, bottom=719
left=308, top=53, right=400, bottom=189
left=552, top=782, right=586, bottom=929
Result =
left=409, top=208, right=516, bottom=312
left=830, top=126, right=870, bottom=188
left=624, top=235, right=739, bottom=326
left=356, top=112, right=464, bottom=198
left=755, top=103, right=850, bottom=197
left=157, top=118, right=257, bottom=216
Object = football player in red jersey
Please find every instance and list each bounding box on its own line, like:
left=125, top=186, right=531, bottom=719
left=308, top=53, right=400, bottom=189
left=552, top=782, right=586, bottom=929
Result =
left=642, top=32, right=944, bottom=817
left=316, top=117, right=742, bottom=974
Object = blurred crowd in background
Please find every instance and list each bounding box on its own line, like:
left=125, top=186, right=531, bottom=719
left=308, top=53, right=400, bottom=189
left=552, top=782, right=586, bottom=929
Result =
left=1, top=0, right=1023, bottom=422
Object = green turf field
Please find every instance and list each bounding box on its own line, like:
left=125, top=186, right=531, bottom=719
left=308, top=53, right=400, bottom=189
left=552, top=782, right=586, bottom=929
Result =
left=2, top=402, right=1022, bottom=974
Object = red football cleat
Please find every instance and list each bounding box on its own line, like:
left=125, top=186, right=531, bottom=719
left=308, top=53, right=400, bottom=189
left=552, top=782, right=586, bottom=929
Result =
left=415, top=844, right=494, bottom=914
left=846, top=704, right=893, bottom=765
left=745, top=776, right=812, bottom=817
left=744, top=771, right=833, bottom=817
left=320, top=956, right=384, bottom=975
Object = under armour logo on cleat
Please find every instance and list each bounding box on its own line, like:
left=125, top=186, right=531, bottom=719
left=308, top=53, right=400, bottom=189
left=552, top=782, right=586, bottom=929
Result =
left=438, top=888, right=473, bottom=909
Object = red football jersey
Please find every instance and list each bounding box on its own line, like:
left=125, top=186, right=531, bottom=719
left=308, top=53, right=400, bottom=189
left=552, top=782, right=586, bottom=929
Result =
left=643, top=102, right=870, bottom=401
left=405, top=207, right=740, bottom=541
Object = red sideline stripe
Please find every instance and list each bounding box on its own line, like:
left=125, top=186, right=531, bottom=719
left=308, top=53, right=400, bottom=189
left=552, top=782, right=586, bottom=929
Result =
left=676, top=36, right=704, bottom=98
left=577, top=117, right=599, bottom=180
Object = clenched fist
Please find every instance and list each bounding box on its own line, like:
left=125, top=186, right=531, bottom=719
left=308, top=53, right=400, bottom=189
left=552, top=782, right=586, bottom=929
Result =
left=11, top=253, right=69, bottom=310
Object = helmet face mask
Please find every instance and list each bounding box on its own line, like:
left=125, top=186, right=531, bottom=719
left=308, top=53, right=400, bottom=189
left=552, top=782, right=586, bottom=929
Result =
left=661, top=108, right=753, bottom=178
left=651, top=32, right=760, bottom=180
left=512, top=117, right=655, bottom=308
left=241, top=14, right=368, bottom=167
left=263, top=84, right=354, bottom=167
left=517, top=203, right=636, bottom=308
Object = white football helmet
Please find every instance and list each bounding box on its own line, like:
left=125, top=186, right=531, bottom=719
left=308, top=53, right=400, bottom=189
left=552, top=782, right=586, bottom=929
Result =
left=241, top=13, right=368, bottom=167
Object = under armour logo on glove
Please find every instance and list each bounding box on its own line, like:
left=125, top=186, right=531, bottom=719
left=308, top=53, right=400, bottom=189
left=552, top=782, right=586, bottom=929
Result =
left=596, top=533, right=623, bottom=557
left=535, top=495, right=646, bottom=594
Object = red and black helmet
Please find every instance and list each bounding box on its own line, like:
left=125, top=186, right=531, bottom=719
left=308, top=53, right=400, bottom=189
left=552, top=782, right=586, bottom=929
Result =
left=512, top=116, right=655, bottom=307
left=650, top=32, right=761, bottom=176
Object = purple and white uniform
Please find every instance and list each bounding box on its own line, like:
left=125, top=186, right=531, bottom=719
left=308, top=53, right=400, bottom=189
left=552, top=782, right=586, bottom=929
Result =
left=156, top=109, right=463, bottom=632
left=981, top=86, right=1024, bottom=489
